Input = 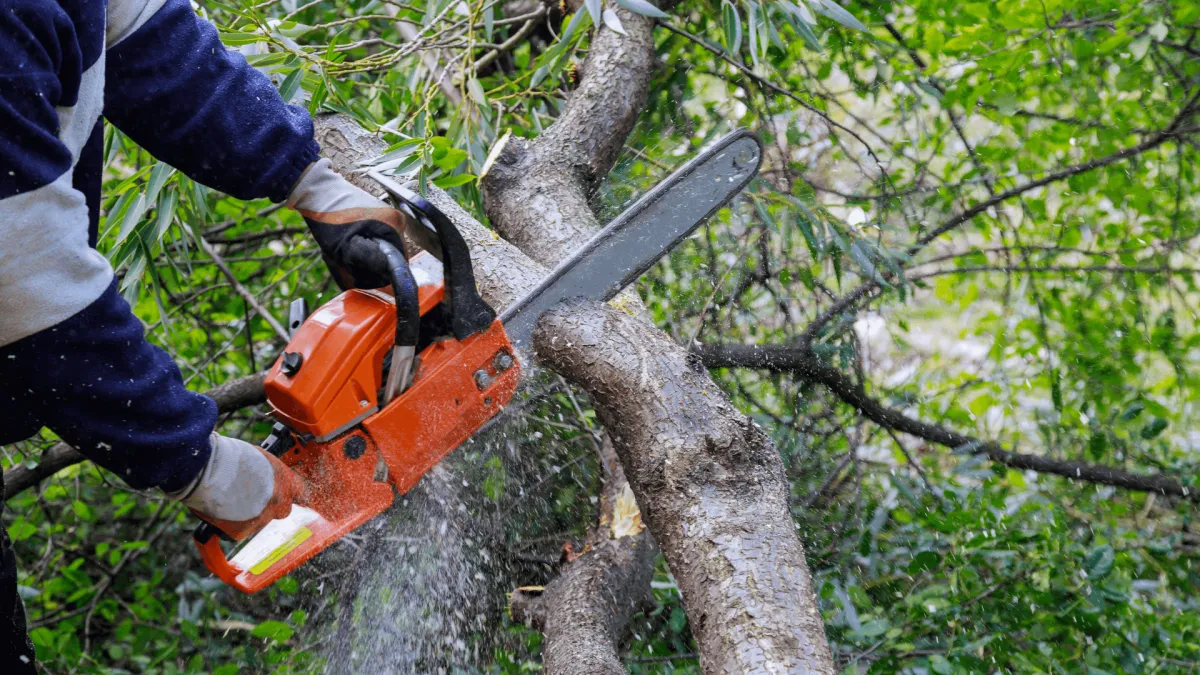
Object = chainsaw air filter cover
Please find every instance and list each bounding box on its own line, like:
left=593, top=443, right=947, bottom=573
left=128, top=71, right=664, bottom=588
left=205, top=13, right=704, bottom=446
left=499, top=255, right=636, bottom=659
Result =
left=265, top=289, right=396, bottom=440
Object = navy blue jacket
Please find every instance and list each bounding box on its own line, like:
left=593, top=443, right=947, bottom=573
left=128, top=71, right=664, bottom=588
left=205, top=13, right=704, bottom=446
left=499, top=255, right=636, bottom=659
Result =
left=0, top=0, right=319, bottom=491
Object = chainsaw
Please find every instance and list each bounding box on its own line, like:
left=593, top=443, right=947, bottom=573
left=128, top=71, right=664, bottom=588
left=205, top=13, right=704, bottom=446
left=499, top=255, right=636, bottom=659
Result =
left=193, top=129, right=762, bottom=593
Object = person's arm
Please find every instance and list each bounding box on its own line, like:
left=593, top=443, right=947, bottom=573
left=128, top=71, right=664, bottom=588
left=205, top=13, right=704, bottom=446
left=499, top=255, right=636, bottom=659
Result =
left=104, top=0, right=318, bottom=202
left=1, top=2, right=302, bottom=535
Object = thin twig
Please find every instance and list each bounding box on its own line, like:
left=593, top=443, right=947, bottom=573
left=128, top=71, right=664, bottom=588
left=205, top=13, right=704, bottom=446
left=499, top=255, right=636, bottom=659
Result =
left=198, top=236, right=290, bottom=342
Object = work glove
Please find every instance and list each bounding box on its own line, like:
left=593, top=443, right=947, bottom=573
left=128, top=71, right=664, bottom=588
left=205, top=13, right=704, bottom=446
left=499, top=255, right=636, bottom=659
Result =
left=286, top=158, right=414, bottom=290
left=168, top=434, right=308, bottom=541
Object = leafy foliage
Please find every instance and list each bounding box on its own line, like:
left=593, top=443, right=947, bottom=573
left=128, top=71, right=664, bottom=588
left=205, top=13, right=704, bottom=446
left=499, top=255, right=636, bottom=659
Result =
left=3, top=0, right=1199, bottom=670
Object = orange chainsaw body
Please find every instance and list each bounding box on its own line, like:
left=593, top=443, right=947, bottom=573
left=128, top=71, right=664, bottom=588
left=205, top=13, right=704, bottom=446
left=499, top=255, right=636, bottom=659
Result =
left=196, top=252, right=519, bottom=593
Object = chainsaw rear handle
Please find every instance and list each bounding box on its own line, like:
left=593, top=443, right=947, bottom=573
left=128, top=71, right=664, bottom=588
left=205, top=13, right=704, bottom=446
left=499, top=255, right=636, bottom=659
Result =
left=193, top=521, right=227, bottom=545
left=366, top=172, right=496, bottom=340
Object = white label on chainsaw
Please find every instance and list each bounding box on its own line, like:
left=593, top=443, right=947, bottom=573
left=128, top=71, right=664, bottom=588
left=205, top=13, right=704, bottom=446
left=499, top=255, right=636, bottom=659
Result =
left=230, top=506, right=322, bottom=573
left=409, top=251, right=443, bottom=288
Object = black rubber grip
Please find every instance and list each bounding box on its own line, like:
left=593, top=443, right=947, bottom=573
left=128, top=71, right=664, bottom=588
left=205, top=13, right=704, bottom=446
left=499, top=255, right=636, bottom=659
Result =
left=386, top=188, right=496, bottom=340
left=377, top=240, right=421, bottom=347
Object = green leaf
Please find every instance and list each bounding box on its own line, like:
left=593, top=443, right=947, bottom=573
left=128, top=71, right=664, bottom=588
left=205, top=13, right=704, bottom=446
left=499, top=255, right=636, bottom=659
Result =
left=467, top=78, right=488, bottom=106
left=722, top=0, right=742, bottom=54
left=8, top=520, right=37, bottom=542
left=278, top=67, right=304, bottom=104
left=808, top=0, right=867, bottom=31
left=668, top=606, right=687, bottom=633
left=848, top=240, right=882, bottom=281
left=144, top=162, right=174, bottom=205
left=273, top=21, right=312, bottom=38
left=72, top=500, right=95, bottom=522
left=602, top=7, right=628, bottom=35
left=558, top=8, right=592, bottom=46
left=251, top=620, right=294, bottom=642
left=924, top=25, right=945, bottom=54
left=433, top=173, right=476, bottom=188
left=1084, top=544, right=1114, bottom=580
left=907, top=550, right=941, bottom=574
left=1140, top=417, right=1168, bottom=440
left=1120, top=401, right=1145, bottom=421
left=584, top=0, right=601, bottom=22
left=858, top=618, right=890, bottom=637
left=218, top=32, right=266, bottom=46
left=611, top=0, right=669, bottom=19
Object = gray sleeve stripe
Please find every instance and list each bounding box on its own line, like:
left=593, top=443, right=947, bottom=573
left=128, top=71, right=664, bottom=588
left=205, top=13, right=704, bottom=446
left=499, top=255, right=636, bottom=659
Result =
left=0, top=174, right=115, bottom=347
left=107, top=0, right=173, bottom=47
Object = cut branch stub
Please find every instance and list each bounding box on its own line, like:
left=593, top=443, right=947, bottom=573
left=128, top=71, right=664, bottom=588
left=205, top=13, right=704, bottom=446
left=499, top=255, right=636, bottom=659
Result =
left=534, top=302, right=835, bottom=674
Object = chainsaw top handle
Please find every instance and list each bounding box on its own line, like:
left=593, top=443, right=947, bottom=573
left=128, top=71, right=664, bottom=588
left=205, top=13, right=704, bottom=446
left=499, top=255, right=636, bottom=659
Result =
left=367, top=172, right=496, bottom=340
left=375, top=239, right=420, bottom=349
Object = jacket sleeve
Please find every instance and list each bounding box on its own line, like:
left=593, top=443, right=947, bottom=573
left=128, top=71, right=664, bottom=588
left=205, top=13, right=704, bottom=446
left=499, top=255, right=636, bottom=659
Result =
left=0, top=280, right=217, bottom=493
left=104, top=0, right=319, bottom=202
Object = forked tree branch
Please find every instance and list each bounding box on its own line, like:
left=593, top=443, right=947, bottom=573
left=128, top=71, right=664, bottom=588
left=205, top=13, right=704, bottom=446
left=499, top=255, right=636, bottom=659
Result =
left=482, top=5, right=835, bottom=670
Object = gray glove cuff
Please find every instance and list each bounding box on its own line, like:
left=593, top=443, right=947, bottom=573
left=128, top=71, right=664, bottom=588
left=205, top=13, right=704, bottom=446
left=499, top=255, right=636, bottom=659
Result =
left=166, top=434, right=274, bottom=522
left=286, top=158, right=387, bottom=214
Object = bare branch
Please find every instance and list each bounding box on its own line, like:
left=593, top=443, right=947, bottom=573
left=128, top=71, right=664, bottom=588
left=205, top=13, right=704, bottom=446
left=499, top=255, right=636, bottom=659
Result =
left=198, top=235, right=290, bottom=341
left=694, top=342, right=1198, bottom=501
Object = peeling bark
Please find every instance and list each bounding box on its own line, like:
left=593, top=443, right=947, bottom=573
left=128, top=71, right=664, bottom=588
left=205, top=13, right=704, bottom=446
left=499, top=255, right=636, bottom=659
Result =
left=535, top=304, right=835, bottom=673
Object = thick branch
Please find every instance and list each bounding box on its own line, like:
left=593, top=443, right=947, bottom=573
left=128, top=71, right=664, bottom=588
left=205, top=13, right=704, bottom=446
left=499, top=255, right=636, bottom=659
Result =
left=510, top=437, right=657, bottom=674
left=481, top=6, right=662, bottom=253
left=481, top=8, right=834, bottom=670
left=695, top=342, right=1198, bottom=501
left=537, top=304, right=835, bottom=673
left=4, top=371, right=268, bottom=500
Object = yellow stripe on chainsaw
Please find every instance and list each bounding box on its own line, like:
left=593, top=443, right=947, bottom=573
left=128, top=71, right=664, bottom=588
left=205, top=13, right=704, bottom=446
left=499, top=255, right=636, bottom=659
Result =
left=249, top=526, right=313, bottom=575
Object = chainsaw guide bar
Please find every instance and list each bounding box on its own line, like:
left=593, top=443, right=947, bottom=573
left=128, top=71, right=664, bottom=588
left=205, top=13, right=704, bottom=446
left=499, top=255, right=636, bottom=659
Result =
left=499, top=129, right=763, bottom=351
left=192, top=130, right=762, bottom=593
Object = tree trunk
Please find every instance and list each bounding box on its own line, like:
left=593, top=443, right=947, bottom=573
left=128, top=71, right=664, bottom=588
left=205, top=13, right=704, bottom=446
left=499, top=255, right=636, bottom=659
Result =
left=480, top=6, right=836, bottom=671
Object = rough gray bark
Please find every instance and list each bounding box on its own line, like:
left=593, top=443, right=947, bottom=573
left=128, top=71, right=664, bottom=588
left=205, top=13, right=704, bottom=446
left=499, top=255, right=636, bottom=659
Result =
left=535, top=304, right=835, bottom=673
left=3, top=371, right=268, bottom=500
